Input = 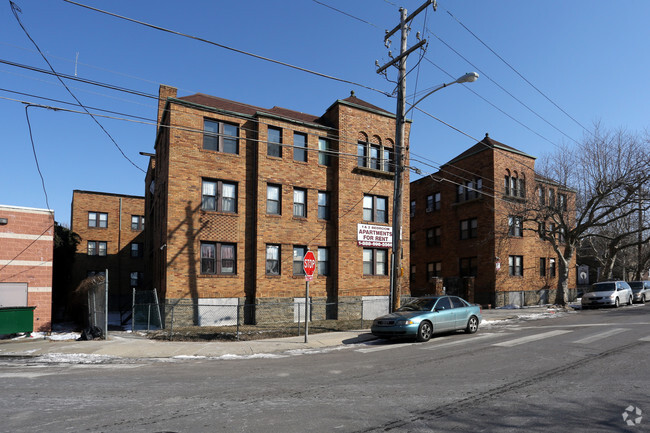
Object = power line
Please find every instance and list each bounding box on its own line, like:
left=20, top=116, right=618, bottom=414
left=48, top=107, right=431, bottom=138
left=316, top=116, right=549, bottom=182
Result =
left=425, top=28, right=581, bottom=146
left=63, top=0, right=391, bottom=98
left=9, top=1, right=145, bottom=173
left=443, top=7, right=592, bottom=136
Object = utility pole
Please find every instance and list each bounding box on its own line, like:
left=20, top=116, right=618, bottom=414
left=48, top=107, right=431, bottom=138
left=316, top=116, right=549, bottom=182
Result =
left=377, top=0, right=434, bottom=312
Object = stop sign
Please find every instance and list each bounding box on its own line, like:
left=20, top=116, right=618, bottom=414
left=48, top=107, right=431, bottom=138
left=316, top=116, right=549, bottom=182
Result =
left=303, top=251, right=316, bottom=281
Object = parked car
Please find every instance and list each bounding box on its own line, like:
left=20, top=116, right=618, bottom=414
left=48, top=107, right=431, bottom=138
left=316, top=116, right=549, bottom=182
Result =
left=371, top=296, right=482, bottom=342
left=581, top=281, right=633, bottom=309
left=629, top=281, right=650, bottom=304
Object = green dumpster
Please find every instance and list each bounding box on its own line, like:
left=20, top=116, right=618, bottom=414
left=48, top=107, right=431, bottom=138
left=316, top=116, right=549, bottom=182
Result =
left=0, top=307, right=36, bottom=334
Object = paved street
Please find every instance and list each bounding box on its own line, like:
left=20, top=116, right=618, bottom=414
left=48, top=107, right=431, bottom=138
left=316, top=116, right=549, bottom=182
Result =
left=1, top=305, right=649, bottom=432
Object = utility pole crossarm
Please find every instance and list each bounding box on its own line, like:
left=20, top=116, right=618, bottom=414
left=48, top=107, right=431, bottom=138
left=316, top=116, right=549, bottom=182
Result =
left=376, top=39, right=427, bottom=75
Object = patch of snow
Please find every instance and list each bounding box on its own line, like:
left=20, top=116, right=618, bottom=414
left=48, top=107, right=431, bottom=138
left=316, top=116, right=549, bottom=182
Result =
left=33, top=353, right=116, bottom=364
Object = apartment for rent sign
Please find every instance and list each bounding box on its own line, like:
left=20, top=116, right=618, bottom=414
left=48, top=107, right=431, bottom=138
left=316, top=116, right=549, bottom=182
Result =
left=357, top=224, right=392, bottom=248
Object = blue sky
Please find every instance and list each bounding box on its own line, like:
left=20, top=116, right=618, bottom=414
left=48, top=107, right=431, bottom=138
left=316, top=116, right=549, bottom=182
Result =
left=2, top=0, right=649, bottom=226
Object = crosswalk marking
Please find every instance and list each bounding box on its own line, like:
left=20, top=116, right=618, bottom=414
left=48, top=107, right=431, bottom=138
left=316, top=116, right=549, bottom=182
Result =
left=493, top=330, right=572, bottom=347
left=356, top=342, right=415, bottom=353
left=572, top=328, right=629, bottom=344
left=420, top=333, right=510, bottom=350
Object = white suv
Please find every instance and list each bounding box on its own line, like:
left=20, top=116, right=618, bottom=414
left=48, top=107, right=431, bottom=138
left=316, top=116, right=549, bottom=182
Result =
left=581, top=281, right=633, bottom=309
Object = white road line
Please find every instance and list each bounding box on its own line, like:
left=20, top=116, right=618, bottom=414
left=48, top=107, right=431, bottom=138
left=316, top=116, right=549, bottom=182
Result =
left=420, top=333, right=511, bottom=350
left=356, top=342, right=415, bottom=353
left=639, top=336, right=650, bottom=342
left=572, top=328, right=629, bottom=344
left=493, top=330, right=572, bottom=347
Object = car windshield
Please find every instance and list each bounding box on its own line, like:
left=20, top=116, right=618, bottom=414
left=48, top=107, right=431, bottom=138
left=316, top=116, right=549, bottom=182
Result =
left=629, top=282, right=643, bottom=292
left=397, top=298, right=437, bottom=312
left=585, top=282, right=616, bottom=293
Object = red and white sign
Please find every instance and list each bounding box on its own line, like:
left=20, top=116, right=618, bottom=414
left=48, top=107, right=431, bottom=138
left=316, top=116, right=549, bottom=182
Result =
left=303, top=250, right=316, bottom=281
left=357, top=224, right=392, bottom=248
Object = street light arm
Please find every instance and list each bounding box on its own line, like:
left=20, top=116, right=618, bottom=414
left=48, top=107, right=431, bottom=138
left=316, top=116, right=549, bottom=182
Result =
left=404, top=72, right=478, bottom=116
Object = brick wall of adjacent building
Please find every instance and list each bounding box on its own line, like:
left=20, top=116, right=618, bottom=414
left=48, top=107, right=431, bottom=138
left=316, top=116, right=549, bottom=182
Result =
left=148, top=86, right=410, bottom=322
left=0, top=205, right=54, bottom=332
left=70, top=191, right=145, bottom=315
left=410, top=135, right=575, bottom=306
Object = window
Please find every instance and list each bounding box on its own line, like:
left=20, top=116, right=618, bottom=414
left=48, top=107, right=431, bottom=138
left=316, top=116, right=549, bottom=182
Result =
left=538, top=222, right=546, bottom=239
left=426, top=195, right=434, bottom=212
left=509, top=255, right=523, bottom=276
left=267, top=184, right=281, bottom=215
left=369, top=145, right=380, bottom=170
left=383, top=148, right=393, bottom=172
left=318, top=137, right=331, bottom=166
left=318, top=191, right=330, bottom=220
left=131, top=215, right=145, bottom=230
left=267, top=127, right=282, bottom=158
left=203, top=119, right=238, bottom=154
left=539, top=258, right=546, bottom=277
left=410, top=200, right=416, bottom=218
left=559, top=227, right=566, bottom=243
left=460, top=218, right=478, bottom=240
left=363, top=195, right=388, bottom=223
left=538, top=186, right=546, bottom=205
left=293, top=132, right=307, bottom=162
left=549, top=258, right=556, bottom=277
left=459, top=257, right=477, bottom=277
left=130, top=242, right=143, bottom=258
left=200, top=242, right=236, bottom=275
left=266, top=244, right=280, bottom=275
left=504, top=172, right=524, bottom=198
left=202, top=179, right=237, bottom=213
left=548, top=188, right=556, bottom=207
left=318, top=247, right=329, bottom=276
left=293, top=188, right=307, bottom=218
left=88, top=212, right=108, bottom=228
left=130, top=271, right=144, bottom=288
left=427, top=261, right=442, bottom=279
left=558, top=193, right=567, bottom=211
left=87, top=241, right=107, bottom=256
left=433, top=192, right=441, bottom=211
left=357, top=142, right=367, bottom=167
left=426, top=227, right=441, bottom=246
left=458, top=179, right=482, bottom=202
left=548, top=223, right=556, bottom=241
left=410, top=265, right=416, bottom=284
left=293, top=246, right=307, bottom=275
left=508, top=215, right=523, bottom=237
left=363, top=248, right=388, bottom=275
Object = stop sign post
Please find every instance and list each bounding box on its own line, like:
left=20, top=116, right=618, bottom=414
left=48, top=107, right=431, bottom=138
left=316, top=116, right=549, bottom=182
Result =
left=303, top=250, right=316, bottom=342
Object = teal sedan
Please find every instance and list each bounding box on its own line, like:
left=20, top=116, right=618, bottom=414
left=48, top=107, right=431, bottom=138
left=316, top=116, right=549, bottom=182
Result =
left=371, top=296, right=482, bottom=342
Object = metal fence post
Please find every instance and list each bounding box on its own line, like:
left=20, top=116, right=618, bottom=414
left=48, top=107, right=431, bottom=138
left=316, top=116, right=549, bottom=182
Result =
left=297, top=303, right=301, bottom=337
left=147, top=304, right=151, bottom=332
left=236, top=302, right=240, bottom=341
left=360, top=300, right=364, bottom=328
left=169, top=304, right=174, bottom=340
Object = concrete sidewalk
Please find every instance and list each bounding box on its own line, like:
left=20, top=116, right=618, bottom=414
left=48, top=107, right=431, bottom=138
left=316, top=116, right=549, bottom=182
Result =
left=0, top=305, right=570, bottom=360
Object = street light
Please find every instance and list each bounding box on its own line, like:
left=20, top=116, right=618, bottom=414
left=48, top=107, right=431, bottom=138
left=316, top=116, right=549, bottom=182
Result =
left=390, top=71, right=479, bottom=312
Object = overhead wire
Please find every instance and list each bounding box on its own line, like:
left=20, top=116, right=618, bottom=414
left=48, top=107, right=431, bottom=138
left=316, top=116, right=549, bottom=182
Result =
left=9, top=1, right=145, bottom=173
left=63, top=0, right=392, bottom=98
left=442, top=6, right=592, bottom=137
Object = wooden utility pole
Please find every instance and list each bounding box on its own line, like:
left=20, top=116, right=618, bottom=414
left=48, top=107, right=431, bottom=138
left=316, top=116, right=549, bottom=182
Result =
left=377, top=0, right=433, bottom=312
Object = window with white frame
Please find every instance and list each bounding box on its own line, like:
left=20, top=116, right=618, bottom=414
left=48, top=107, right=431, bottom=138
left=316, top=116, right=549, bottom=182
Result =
left=131, top=215, right=145, bottom=231
left=363, top=248, right=388, bottom=275
left=318, top=247, right=329, bottom=276
left=363, top=195, right=387, bottom=223
left=293, top=246, right=307, bottom=275
left=88, top=212, right=108, bottom=228
left=318, top=191, right=330, bottom=220
left=87, top=241, right=107, bottom=256
left=266, top=244, right=280, bottom=275
left=267, top=184, right=281, bottom=215
left=293, top=188, right=307, bottom=217
left=318, top=137, right=331, bottom=166
left=509, top=255, right=523, bottom=276
left=508, top=215, right=523, bottom=237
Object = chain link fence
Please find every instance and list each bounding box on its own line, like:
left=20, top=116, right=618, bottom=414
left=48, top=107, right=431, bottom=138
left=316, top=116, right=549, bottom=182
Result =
left=132, top=289, right=163, bottom=331
left=86, top=274, right=108, bottom=340
left=137, top=296, right=396, bottom=341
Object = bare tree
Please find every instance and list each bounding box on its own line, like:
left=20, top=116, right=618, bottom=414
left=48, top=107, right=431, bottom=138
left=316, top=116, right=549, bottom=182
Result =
left=516, top=125, right=650, bottom=305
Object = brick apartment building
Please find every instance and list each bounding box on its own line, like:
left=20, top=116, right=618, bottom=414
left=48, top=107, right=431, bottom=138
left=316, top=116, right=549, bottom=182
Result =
left=0, top=205, right=54, bottom=332
left=410, top=134, right=576, bottom=307
left=145, top=85, right=410, bottom=323
left=70, top=190, right=146, bottom=320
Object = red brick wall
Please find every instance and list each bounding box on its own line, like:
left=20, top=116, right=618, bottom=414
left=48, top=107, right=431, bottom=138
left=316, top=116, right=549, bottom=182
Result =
left=0, top=205, right=54, bottom=332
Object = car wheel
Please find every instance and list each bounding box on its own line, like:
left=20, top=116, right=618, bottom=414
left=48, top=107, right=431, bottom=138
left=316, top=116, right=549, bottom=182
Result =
left=614, top=297, right=620, bottom=308
left=416, top=321, right=433, bottom=342
left=628, top=297, right=633, bottom=306
left=642, top=295, right=646, bottom=304
left=465, top=316, right=479, bottom=334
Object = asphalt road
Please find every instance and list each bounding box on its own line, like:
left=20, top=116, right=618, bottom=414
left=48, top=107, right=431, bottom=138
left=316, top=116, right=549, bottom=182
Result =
left=2, top=305, right=649, bottom=432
